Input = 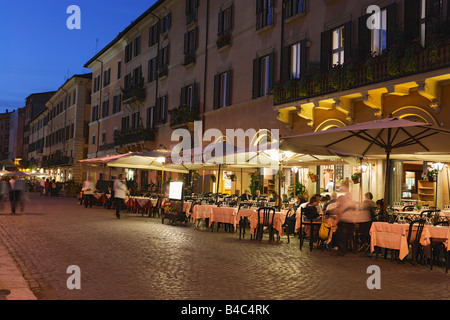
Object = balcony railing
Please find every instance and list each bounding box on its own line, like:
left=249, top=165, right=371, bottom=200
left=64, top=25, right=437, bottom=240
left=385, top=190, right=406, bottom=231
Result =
left=114, top=127, right=156, bottom=147
left=272, top=39, right=450, bottom=106
left=122, top=78, right=146, bottom=104
left=169, top=105, right=200, bottom=128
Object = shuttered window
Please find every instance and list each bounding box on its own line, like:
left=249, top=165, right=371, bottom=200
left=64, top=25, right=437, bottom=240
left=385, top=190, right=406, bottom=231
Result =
left=213, top=70, right=232, bottom=109
left=252, top=53, right=274, bottom=99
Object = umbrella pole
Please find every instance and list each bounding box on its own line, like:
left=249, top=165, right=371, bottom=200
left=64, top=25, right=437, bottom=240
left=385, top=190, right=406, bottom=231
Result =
left=216, top=164, right=221, bottom=203
left=383, top=150, right=392, bottom=219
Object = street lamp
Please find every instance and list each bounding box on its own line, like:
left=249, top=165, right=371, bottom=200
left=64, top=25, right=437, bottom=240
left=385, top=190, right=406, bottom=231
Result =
left=432, top=162, right=445, bottom=209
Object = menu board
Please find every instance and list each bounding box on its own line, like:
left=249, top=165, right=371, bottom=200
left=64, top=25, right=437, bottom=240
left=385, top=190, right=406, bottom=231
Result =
left=169, top=181, right=184, bottom=200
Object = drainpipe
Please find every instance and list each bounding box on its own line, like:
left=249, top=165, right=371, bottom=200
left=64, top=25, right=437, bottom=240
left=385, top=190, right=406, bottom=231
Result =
left=150, top=12, right=161, bottom=132
left=94, top=59, right=104, bottom=158
left=202, top=0, right=210, bottom=135
left=61, top=87, right=69, bottom=182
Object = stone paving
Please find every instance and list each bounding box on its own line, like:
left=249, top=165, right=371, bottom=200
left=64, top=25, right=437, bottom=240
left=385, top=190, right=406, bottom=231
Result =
left=0, top=193, right=448, bottom=301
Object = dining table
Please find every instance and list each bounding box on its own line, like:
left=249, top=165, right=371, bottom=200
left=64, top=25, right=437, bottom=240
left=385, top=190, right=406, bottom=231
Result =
left=209, top=206, right=239, bottom=228
left=238, top=209, right=289, bottom=238
left=369, top=222, right=450, bottom=260
left=191, top=204, right=217, bottom=223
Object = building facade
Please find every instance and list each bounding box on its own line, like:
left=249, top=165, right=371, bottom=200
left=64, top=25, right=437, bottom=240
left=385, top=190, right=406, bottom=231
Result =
left=84, top=0, right=450, bottom=206
left=37, top=74, right=92, bottom=183
left=0, top=110, right=11, bottom=168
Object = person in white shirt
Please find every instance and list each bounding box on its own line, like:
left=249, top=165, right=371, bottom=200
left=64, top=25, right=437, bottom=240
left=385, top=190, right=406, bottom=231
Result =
left=40, top=178, right=46, bottom=197
left=114, top=174, right=128, bottom=219
left=82, top=176, right=95, bottom=208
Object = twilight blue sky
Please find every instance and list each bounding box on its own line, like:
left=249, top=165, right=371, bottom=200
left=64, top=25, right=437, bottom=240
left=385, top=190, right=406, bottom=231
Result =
left=0, top=0, right=157, bottom=113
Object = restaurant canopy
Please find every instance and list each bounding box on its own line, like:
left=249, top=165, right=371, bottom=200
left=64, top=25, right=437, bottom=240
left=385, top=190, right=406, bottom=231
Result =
left=281, top=116, right=450, bottom=215
left=78, top=153, right=140, bottom=166
left=106, top=151, right=190, bottom=174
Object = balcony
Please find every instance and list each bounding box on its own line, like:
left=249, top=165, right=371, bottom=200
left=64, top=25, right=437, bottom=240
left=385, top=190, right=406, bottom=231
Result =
left=272, top=39, right=450, bottom=106
left=122, top=78, right=146, bottom=105
left=169, top=105, right=200, bottom=129
left=114, top=127, right=156, bottom=147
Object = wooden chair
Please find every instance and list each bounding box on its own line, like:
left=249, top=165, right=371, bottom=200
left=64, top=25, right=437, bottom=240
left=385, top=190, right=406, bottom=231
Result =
left=430, top=220, right=449, bottom=272
left=407, top=219, right=426, bottom=266
left=282, top=208, right=296, bottom=243
left=299, top=207, right=320, bottom=251
left=238, top=202, right=251, bottom=240
left=255, top=207, right=276, bottom=242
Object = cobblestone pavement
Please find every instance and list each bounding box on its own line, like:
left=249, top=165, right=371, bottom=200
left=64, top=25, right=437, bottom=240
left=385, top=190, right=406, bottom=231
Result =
left=0, top=193, right=448, bottom=301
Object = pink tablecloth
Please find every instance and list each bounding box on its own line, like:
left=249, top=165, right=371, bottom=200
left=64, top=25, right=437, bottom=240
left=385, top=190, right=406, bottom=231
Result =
left=370, top=222, right=432, bottom=260
left=247, top=210, right=288, bottom=237
left=426, top=225, right=450, bottom=250
left=210, top=207, right=238, bottom=228
left=191, top=205, right=216, bottom=222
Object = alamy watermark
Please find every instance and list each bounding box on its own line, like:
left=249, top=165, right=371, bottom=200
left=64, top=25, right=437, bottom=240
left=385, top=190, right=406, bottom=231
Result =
left=67, top=5, right=81, bottom=30
left=170, top=121, right=280, bottom=169
left=366, top=5, right=382, bottom=30
left=66, top=265, right=81, bottom=290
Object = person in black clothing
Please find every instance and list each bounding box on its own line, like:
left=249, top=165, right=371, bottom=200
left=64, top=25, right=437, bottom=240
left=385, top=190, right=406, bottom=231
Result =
left=240, top=189, right=251, bottom=201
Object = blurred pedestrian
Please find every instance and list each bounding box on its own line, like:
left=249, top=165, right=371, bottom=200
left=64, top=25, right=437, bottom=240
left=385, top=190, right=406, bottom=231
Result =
left=44, top=179, right=50, bottom=197
left=40, top=177, right=46, bottom=197
left=51, top=179, right=57, bottom=196
left=0, top=177, right=8, bottom=210
left=114, top=174, right=128, bottom=219
left=9, top=176, right=24, bottom=214
left=82, top=176, right=95, bottom=208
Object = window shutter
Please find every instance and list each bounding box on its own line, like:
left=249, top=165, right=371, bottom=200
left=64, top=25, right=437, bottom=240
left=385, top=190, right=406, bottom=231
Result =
left=386, top=3, right=397, bottom=50
left=226, top=69, right=232, bottom=107
left=268, top=52, right=275, bottom=91
left=343, top=21, right=352, bottom=63
left=218, top=10, right=224, bottom=35
left=404, top=0, right=421, bottom=41
left=300, top=39, right=307, bottom=75
left=194, top=27, right=199, bottom=51
left=227, top=6, right=233, bottom=32
left=213, top=74, right=220, bottom=109
left=358, top=14, right=371, bottom=59
left=184, top=32, right=189, bottom=55
left=320, top=30, right=331, bottom=71
left=252, top=57, right=261, bottom=99
left=280, top=45, right=291, bottom=81
left=186, top=0, right=191, bottom=14
left=180, top=86, right=187, bottom=107
left=193, top=82, right=200, bottom=112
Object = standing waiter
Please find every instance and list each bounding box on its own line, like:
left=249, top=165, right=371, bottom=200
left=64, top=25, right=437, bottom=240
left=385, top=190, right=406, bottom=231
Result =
left=114, top=174, right=128, bottom=219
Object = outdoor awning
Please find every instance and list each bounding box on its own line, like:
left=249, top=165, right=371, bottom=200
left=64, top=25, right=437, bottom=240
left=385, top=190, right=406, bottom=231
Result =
left=106, top=151, right=189, bottom=174
left=78, top=153, right=140, bottom=166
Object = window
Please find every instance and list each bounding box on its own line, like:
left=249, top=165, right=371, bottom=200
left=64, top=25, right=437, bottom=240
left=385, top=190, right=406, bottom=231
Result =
left=92, top=134, right=96, bottom=145
left=147, top=107, right=154, bottom=128
left=214, top=70, right=232, bottom=109
left=218, top=6, right=233, bottom=37
left=332, top=26, right=345, bottom=66
left=125, top=43, right=133, bottom=62
left=148, top=57, right=157, bottom=83
left=184, top=27, right=198, bottom=63
left=134, top=36, right=141, bottom=57
left=284, top=0, right=306, bottom=19
left=102, top=131, right=106, bottom=143
left=91, top=105, right=98, bottom=122
left=131, top=112, right=140, bottom=129
left=112, top=94, right=121, bottom=114
left=180, top=83, right=199, bottom=112
left=256, top=0, right=274, bottom=30
left=252, top=53, right=274, bottom=98
left=121, top=116, right=130, bottom=131
left=371, top=8, right=387, bottom=54
left=93, top=75, right=100, bottom=93
left=158, top=46, right=169, bottom=77
left=102, top=99, right=109, bottom=118
left=291, top=42, right=302, bottom=78
left=117, top=61, right=122, bottom=79
left=154, top=95, right=168, bottom=124
left=133, top=66, right=143, bottom=86
left=149, top=23, right=159, bottom=46
left=103, top=68, right=111, bottom=87
left=161, top=14, right=171, bottom=34
left=186, top=0, right=199, bottom=25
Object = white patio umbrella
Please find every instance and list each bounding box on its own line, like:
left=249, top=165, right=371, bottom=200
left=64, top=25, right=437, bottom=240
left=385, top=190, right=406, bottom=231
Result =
left=281, top=116, right=450, bottom=216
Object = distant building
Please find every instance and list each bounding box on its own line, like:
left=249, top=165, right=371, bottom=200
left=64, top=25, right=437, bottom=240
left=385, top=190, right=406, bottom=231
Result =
left=0, top=110, right=11, bottom=168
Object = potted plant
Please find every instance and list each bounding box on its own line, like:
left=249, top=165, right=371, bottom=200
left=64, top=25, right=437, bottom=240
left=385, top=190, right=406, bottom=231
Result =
left=192, top=171, right=200, bottom=180
left=308, top=171, right=318, bottom=182
left=229, top=174, right=237, bottom=182
left=427, top=168, right=438, bottom=182
left=210, top=174, right=216, bottom=183
left=351, top=172, right=362, bottom=184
